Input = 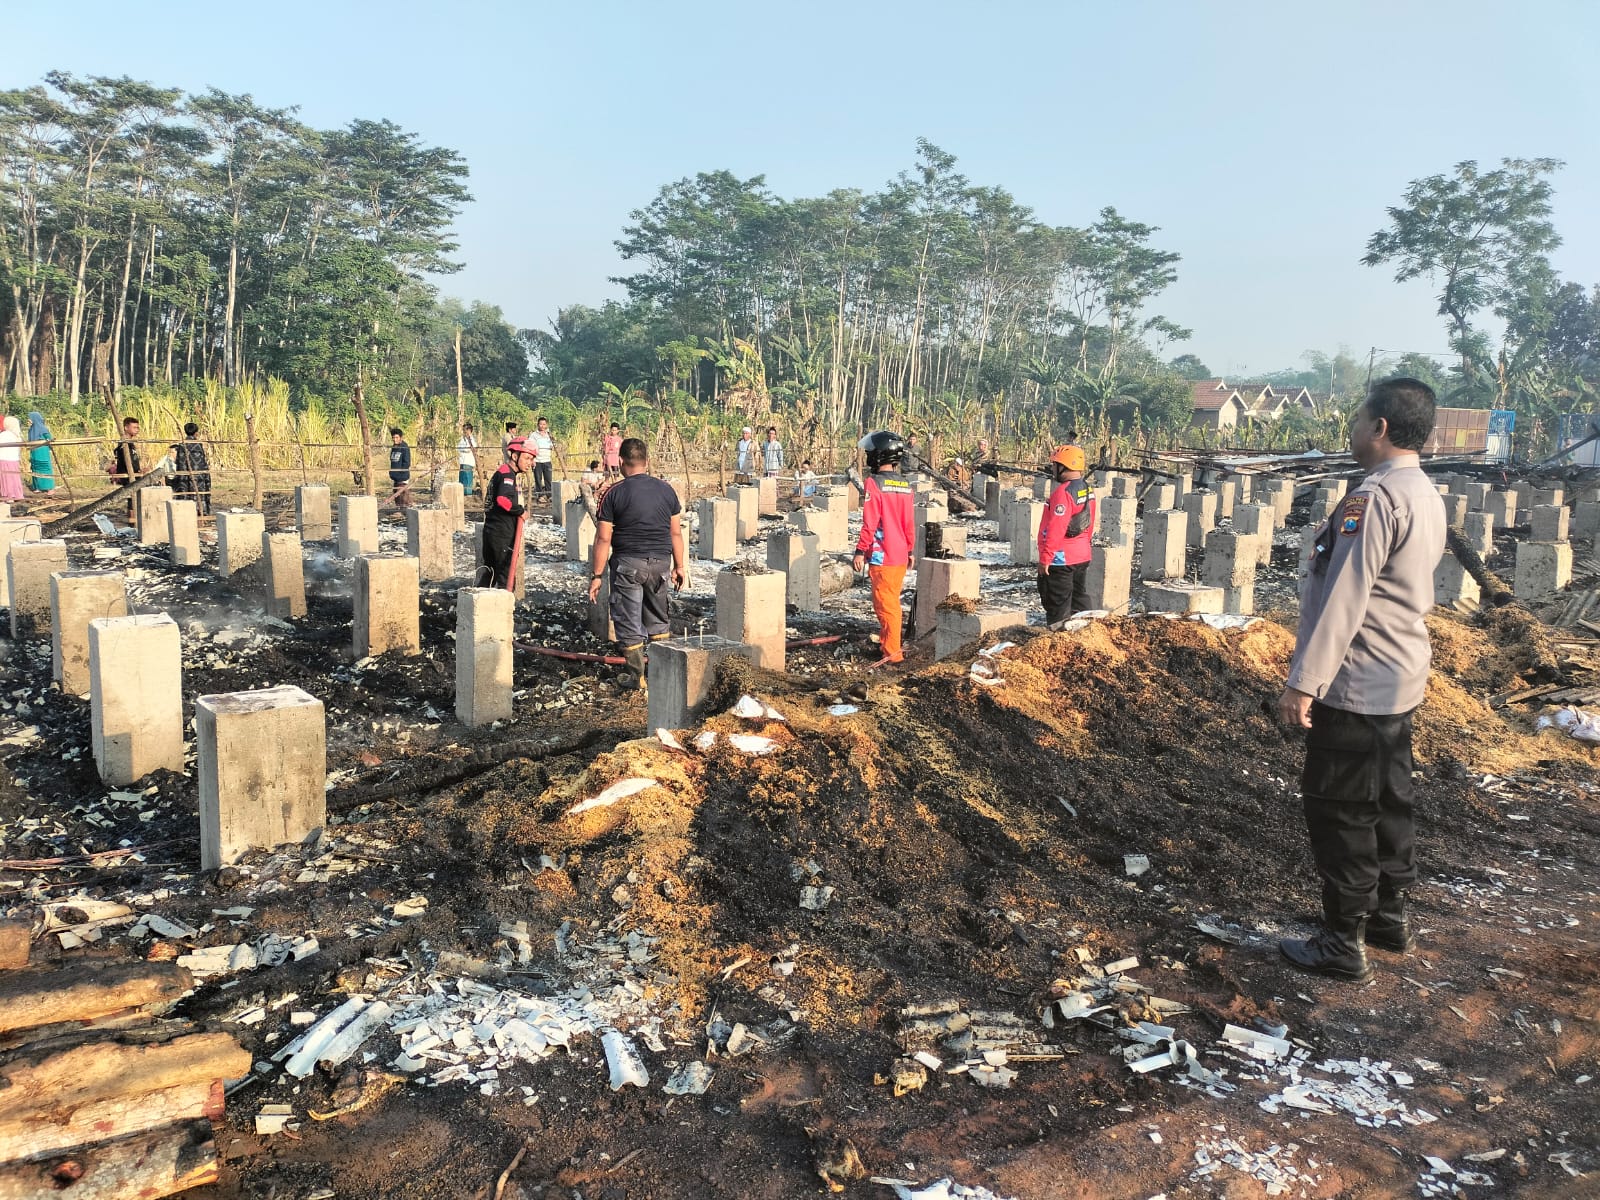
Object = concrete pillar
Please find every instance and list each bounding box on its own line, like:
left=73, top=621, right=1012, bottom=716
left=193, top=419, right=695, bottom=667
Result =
left=1463, top=512, right=1495, bottom=560
left=337, top=494, right=379, bottom=559
left=815, top=487, right=850, bottom=553
left=50, top=571, right=128, bottom=696
left=1324, top=479, right=1349, bottom=503
left=1514, top=540, right=1572, bottom=602
left=1531, top=505, right=1570, bottom=543
left=1140, top=510, right=1186, bottom=582
left=456, top=587, right=514, bottom=727
left=1010, top=500, right=1044, bottom=565
left=1032, top=475, right=1052, bottom=501
left=1109, top=474, right=1138, bottom=499
left=438, top=480, right=466, bottom=530
left=551, top=480, right=580, bottom=526
left=263, top=532, right=307, bottom=619
left=1234, top=503, right=1275, bottom=568
left=355, top=553, right=421, bottom=658
left=216, top=511, right=266, bottom=579
left=923, top=491, right=949, bottom=524
left=1216, top=478, right=1237, bottom=520
left=1442, top=493, right=1469, bottom=532
left=1308, top=488, right=1340, bottom=528
left=295, top=485, right=332, bottom=542
left=935, top=605, right=1025, bottom=660
left=1145, top=582, right=1224, bottom=615
left=0, top=518, right=43, bottom=601
left=757, top=475, right=779, bottom=518
left=196, top=685, right=326, bottom=871
left=1146, top=484, right=1176, bottom=512
left=1184, top=491, right=1218, bottom=551
left=727, top=484, right=759, bottom=542
left=1264, top=478, right=1293, bottom=527
left=1574, top=501, right=1600, bottom=540
left=136, top=486, right=174, bottom=546
left=1173, top=473, right=1193, bottom=501
left=1434, top=556, right=1480, bottom=607
left=166, top=500, right=202, bottom=567
left=1485, top=490, right=1517, bottom=531
left=1463, top=481, right=1492, bottom=511
left=406, top=505, right=455, bottom=581
left=913, top=557, right=981, bottom=639
left=1086, top=541, right=1134, bottom=613
left=646, top=635, right=749, bottom=732
left=1297, top=527, right=1320, bottom=584
left=1099, top=496, right=1137, bottom=548
left=697, top=497, right=737, bottom=561
left=984, top=477, right=1001, bottom=521
left=8, top=539, right=67, bottom=638
left=89, top=613, right=183, bottom=786
left=1535, top=486, right=1565, bottom=509
left=767, top=529, right=821, bottom=611
left=564, top=499, right=595, bottom=563
left=1235, top=475, right=1253, bottom=505
left=930, top=521, right=967, bottom=559
left=1201, top=530, right=1256, bottom=615
left=715, top=567, right=787, bottom=671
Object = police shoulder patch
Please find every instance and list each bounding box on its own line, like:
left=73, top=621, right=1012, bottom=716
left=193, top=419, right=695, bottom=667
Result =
left=1339, top=494, right=1369, bottom=536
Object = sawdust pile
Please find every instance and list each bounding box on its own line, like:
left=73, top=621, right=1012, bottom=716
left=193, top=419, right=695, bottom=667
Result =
left=442, top=614, right=1585, bottom=1030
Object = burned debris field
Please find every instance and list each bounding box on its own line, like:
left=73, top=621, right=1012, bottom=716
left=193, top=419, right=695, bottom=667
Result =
left=2, top=474, right=1598, bottom=1200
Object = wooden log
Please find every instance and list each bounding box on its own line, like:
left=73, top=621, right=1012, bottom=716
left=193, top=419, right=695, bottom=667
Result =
left=0, top=963, right=192, bottom=1039
left=0, top=1119, right=219, bottom=1200
left=0, top=923, right=27, bottom=971
left=0, top=1081, right=221, bottom=1165
left=0, top=1033, right=247, bottom=1129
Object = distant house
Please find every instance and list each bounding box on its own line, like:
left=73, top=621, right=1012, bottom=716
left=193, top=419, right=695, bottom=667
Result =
left=1234, top=383, right=1318, bottom=422
left=1188, top=379, right=1248, bottom=433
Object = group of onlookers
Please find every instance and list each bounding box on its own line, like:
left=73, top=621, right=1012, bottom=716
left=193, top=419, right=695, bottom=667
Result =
left=0, top=412, right=57, bottom=500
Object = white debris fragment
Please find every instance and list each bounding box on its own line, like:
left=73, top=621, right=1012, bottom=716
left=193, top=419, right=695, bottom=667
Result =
left=391, top=896, right=428, bottom=919
left=799, top=885, right=835, bottom=911
left=317, top=1001, right=393, bottom=1070
left=1104, top=956, right=1139, bottom=975
left=663, top=1061, right=714, bottom=1095
left=279, top=997, right=370, bottom=1078
left=1123, top=855, right=1150, bottom=877
left=567, top=776, right=658, bottom=816
left=254, top=1104, right=295, bottom=1135
left=912, top=1051, right=943, bottom=1071
left=655, top=728, right=686, bottom=752
left=693, top=731, right=718, bottom=749
left=827, top=704, right=860, bottom=716
left=728, top=695, right=785, bottom=721
left=727, top=734, right=779, bottom=755
left=602, top=1030, right=649, bottom=1090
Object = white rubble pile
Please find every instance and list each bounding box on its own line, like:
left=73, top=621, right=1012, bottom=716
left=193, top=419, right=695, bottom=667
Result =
left=1189, top=1133, right=1312, bottom=1197
left=891, top=999, right=1064, bottom=1093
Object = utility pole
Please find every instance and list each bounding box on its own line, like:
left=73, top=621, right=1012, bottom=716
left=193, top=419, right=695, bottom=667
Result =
left=1364, top=346, right=1376, bottom=395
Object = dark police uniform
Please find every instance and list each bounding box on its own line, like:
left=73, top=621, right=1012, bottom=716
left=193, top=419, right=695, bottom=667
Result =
left=1286, top=458, right=1445, bottom=935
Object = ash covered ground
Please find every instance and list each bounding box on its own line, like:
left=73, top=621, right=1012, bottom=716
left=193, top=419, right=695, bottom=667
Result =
left=2, top=486, right=1598, bottom=1200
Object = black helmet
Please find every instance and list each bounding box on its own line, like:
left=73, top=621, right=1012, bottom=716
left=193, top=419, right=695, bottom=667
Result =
left=858, top=430, right=906, bottom=471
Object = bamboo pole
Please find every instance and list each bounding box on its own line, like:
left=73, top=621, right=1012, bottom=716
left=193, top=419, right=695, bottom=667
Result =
left=352, top=380, right=375, bottom=496
left=245, top=411, right=263, bottom=510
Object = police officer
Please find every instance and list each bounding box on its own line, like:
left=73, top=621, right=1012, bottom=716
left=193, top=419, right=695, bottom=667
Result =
left=1037, top=444, right=1095, bottom=624
left=1277, top=377, right=1446, bottom=981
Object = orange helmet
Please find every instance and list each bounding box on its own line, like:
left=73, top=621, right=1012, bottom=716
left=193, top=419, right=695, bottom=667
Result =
left=1050, top=444, right=1086, bottom=473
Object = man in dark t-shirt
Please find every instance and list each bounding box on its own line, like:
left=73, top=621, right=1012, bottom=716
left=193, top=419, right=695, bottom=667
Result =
left=588, top=438, right=686, bottom=689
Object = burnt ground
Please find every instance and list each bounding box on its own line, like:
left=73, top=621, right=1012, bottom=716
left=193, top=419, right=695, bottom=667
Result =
left=0, top=493, right=1597, bottom=1200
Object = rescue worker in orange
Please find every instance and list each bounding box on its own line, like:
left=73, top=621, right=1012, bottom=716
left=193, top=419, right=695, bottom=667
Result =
left=1037, top=444, right=1096, bottom=624
left=852, top=430, right=915, bottom=667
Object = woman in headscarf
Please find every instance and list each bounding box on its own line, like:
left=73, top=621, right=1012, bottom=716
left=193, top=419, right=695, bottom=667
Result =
left=26, top=412, right=53, bottom=492
left=0, top=417, right=23, bottom=501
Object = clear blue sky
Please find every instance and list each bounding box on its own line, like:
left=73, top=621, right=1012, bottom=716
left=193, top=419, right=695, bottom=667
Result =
left=14, top=0, right=1599, bottom=379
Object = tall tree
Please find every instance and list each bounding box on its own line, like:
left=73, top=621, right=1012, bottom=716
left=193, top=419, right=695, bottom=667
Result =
left=1363, top=157, right=1563, bottom=384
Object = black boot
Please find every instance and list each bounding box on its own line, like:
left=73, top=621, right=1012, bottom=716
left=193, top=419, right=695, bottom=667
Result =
left=1280, top=914, right=1372, bottom=982
left=1366, top=888, right=1415, bottom=953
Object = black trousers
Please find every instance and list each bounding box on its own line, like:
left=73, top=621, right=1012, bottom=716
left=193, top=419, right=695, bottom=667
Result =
left=480, top=516, right=518, bottom=589
left=1038, top=563, right=1089, bottom=625
left=609, top=555, right=671, bottom=647
left=533, top=461, right=552, bottom=496
left=1301, top=701, right=1418, bottom=919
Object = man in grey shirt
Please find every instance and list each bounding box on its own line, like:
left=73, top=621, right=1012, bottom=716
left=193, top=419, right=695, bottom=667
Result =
left=1277, top=377, right=1447, bottom=982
